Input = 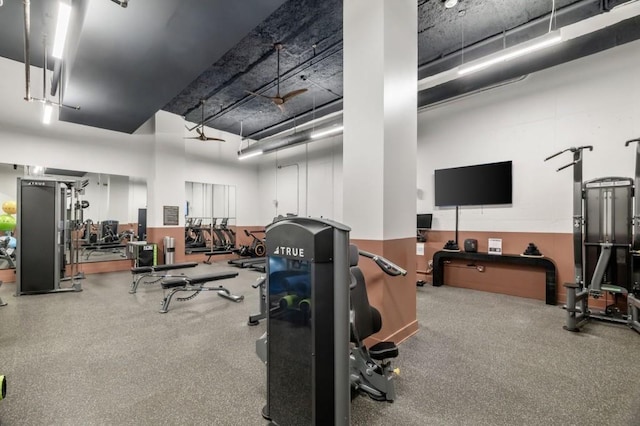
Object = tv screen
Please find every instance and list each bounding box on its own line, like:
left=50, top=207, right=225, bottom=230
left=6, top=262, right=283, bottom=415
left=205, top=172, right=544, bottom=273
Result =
left=417, top=214, right=432, bottom=229
left=434, top=161, right=512, bottom=206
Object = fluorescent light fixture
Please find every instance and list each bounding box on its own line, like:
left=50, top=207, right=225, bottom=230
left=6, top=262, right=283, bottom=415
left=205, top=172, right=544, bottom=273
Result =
left=310, top=125, right=344, bottom=139
left=51, top=2, right=72, bottom=59
left=31, top=166, right=45, bottom=176
left=42, top=103, right=53, bottom=124
left=444, top=0, right=458, bottom=8
left=458, top=33, right=562, bottom=76
left=238, top=150, right=263, bottom=160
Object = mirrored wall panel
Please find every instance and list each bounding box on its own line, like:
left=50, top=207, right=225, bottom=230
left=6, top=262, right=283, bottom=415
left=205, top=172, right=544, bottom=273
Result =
left=184, top=182, right=236, bottom=254
left=0, top=163, right=147, bottom=268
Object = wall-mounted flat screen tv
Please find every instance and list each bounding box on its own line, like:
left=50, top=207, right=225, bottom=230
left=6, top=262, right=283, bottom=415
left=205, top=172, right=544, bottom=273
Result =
left=417, top=214, right=432, bottom=229
left=434, top=161, right=512, bottom=206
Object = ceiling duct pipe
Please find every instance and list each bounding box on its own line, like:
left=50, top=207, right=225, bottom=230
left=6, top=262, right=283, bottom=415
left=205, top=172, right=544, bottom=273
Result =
left=238, top=116, right=343, bottom=158
left=23, top=0, right=31, bottom=101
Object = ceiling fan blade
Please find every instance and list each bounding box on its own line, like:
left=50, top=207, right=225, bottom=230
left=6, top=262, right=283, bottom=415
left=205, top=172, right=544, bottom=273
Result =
left=205, top=137, right=226, bottom=142
left=184, top=137, right=201, bottom=140
left=281, top=88, right=308, bottom=103
left=196, top=127, right=204, bottom=136
left=246, top=90, right=276, bottom=101
left=275, top=102, right=286, bottom=113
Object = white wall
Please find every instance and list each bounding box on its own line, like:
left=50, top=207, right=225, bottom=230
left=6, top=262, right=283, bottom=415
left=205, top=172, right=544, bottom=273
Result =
left=0, top=56, right=260, bottom=226
left=0, top=164, right=23, bottom=206
left=257, top=136, right=343, bottom=226
left=417, top=39, right=640, bottom=233
left=4, top=37, right=637, bottom=234
left=254, top=39, right=640, bottom=235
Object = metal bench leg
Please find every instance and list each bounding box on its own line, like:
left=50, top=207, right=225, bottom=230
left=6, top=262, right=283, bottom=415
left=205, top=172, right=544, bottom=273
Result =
left=159, top=288, right=180, bottom=313
left=217, top=287, right=244, bottom=303
left=130, top=273, right=151, bottom=294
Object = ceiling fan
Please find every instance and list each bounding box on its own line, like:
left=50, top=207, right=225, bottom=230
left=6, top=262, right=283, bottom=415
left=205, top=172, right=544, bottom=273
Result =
left=184, top=99, right=225, bottom=142
left=246, top=43, right=308, bottom=112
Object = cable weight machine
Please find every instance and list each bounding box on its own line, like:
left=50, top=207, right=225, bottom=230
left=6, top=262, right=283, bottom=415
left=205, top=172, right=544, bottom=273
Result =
left=15, top=178, right=86, bottom=295
left=545, top=140, right=640, bottom=333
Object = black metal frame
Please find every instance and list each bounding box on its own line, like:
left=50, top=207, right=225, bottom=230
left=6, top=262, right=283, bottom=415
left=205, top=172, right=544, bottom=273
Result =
left=547, top=141, right=640, bottom=333
left=432, top=251, right=557, bottom=305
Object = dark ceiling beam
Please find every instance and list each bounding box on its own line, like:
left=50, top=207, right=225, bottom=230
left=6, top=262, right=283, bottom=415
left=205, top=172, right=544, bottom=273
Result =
left=418, top=0, right=622, bottom=80
left=418, top=14, right=640, bottom=108
left=194, top=41, right=343, bottom=131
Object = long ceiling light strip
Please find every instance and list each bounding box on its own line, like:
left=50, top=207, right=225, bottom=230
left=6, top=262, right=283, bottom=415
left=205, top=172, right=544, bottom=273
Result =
left=238, top=150, right=263, bottom=160
left=310, top=125, right=344, bottom=139
left=51, top=2, right=71, bottom=59
left=458, top=32, right=562, bottom=76
left=42, top=104, right=53, bottom=124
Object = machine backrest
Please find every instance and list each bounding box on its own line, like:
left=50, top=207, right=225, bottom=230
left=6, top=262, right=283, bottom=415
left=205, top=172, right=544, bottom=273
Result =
left=349, top=244, right=359, bottom=267
left=350, top=266, right=382, bottom=343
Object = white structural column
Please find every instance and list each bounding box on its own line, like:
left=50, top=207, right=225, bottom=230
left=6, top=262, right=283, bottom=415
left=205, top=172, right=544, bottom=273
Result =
left=343, top=0, right=417, bottom=241
left=343, top=0, right=418, bottom=344
left=147, top=110, right=186, bottom=228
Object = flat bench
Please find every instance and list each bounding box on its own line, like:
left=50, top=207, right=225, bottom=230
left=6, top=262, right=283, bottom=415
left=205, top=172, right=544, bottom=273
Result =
left=159, top=271, right=242, bottom=313
left=129, top=262, right=199, bottom=294
left=432, top=250, right=557, bottom=305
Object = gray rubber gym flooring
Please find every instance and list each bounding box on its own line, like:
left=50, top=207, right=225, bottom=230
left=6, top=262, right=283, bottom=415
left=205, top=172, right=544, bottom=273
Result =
left=0, top=263, right=639, bottom=425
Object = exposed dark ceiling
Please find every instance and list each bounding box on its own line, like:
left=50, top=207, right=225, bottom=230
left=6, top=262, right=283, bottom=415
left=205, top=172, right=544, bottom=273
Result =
left=0, top=0, right=638, bottom=138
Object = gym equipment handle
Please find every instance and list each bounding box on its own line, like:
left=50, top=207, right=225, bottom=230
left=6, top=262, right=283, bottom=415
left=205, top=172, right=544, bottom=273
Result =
left=544, top=145, right=593, bottom=162
left=252, top=278, right=266, bottom=289
left=557, top=161, right=579, bottom=172
left=359, top=250, right=407, bottom=277
left=625, top=138, right=640, bottom=147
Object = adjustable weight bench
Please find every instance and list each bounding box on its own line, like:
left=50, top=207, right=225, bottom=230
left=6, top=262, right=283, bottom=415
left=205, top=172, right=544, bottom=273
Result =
left=130, top=262, right=199, bottom=294
left=160, top=271, right=242, bottom=313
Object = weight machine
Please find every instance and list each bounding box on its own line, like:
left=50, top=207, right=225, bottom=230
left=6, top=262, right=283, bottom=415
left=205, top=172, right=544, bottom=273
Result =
left=545, top=139, right=640, bottom=333
left=255, top=217, right=405, bottom=425
left=15, top=178, right=85, bottom=295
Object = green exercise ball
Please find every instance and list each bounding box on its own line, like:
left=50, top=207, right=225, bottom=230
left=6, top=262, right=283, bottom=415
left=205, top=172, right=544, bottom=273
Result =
left=0, top=375, right=6, bottom=401
left=0, top=214, right=15, bottom=232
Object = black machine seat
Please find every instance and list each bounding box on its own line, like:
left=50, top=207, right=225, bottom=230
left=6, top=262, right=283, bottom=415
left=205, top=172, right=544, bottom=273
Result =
left=131, top=262, right=198, bottom=274
left=369, top=341, right=398, bottom=360
left=161, top=272, right=239, bottom=289
left=349, top=264, right=397, bottom=360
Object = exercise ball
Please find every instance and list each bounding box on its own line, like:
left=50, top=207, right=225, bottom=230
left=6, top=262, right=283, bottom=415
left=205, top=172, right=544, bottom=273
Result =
left=0, top=215, right=16, bottom=232
left=2, top=201, right=16, bottom=215
left=0, top=374, right=5, bottom=401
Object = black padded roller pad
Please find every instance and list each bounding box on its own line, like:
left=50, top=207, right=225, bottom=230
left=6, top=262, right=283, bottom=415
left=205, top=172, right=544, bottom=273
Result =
left=369, top=341, right=398, bottom=360
left=161, top=271, right=239, bottom=289
left=131, top=262, right=199, bottom=274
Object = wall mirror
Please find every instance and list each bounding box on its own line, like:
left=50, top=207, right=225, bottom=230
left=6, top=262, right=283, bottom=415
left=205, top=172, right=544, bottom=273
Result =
left=0, top=163, right=147, bottom=268
left=184, top=182, right=236, bottom=254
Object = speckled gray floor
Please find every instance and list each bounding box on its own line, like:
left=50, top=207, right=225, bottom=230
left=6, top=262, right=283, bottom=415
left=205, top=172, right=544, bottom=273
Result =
left=0, top=266, right=639, bottom=425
